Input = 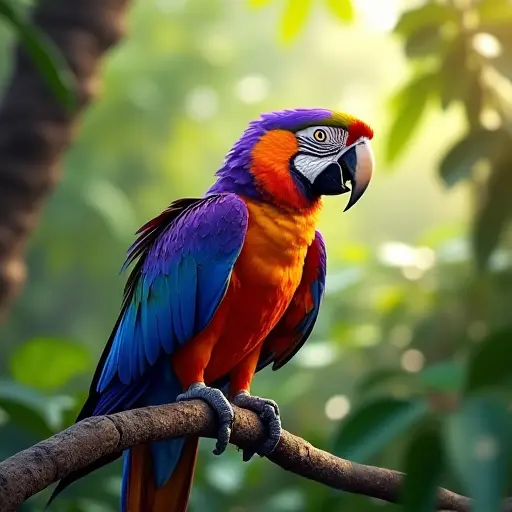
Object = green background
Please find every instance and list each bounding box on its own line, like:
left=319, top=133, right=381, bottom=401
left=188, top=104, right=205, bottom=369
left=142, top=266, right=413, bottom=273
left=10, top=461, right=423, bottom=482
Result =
left=1, top=0, right=512, bottom=510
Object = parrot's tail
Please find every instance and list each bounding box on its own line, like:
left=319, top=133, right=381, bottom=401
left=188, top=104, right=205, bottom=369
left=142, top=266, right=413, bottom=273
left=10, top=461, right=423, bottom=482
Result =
left=122, top=438, right=199, bottom=512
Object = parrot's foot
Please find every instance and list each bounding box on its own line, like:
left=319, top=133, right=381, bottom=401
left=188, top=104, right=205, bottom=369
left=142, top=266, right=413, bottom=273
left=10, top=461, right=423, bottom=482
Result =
left=232, top=391, right=281, bottom=461
left=177, top=382, right=234, bottom=455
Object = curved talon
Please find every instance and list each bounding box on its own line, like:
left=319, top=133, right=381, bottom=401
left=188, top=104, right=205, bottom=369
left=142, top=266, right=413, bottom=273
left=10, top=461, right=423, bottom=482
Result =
left=232, top=391, right=282, bottom=461
left=177, top=382, right=234, bottom=455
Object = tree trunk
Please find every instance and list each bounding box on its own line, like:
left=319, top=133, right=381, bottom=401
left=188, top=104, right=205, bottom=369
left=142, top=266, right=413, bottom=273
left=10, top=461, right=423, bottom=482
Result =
left=0, top=0, right=131, bottom=321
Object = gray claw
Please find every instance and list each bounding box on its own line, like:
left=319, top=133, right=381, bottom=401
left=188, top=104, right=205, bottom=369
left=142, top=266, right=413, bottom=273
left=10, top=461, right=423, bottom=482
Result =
left=232, top=391, right=281, bottom=461
left=177, top=382, right=234, bottom=455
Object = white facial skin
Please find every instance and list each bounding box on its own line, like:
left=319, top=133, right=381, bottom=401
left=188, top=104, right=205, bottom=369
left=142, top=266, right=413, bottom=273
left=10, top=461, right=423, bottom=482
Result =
left=293, top=126, right=349, bottom=183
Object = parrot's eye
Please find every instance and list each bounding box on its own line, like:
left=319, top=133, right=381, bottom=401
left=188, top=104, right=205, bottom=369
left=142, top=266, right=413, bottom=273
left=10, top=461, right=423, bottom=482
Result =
left=313, top=129, right=327, bottom=142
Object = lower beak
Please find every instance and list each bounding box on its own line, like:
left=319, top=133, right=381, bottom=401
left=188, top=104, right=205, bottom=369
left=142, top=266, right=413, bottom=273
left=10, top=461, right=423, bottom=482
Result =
left=311, top=140, right=374, bottom=211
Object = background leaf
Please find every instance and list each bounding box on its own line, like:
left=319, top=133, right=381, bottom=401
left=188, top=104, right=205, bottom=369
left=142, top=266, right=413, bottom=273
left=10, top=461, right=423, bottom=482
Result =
left=385, top=72, right=434, bottom=163
left=278, top=0, right=312, bottom=44
left=333, top=397, right=428, bottom=463
left=10, top=338, right=92, bottom=392
left=477, top=0, right=512, bottom=24
left=439, top=129, right=502, bottom=188
left=247, top=0, right=274, bottom=7
left=324, top=0, right=354, bottom=23
left=394, top=3, right=458, bottom=38
left=404, top=26, right=443, bottom=58
left=472, top=151, right=512, bottom=269
left=400, top=427, right=444, bottom=512
left=355, top=368, right=412, bottom=396
left=466, top=329, right=512, bottom=393
left=419, top=361, right=465, bottom=394
left=0, top=380, right=53, bottom=437
left=444, top=395, right=510, bottom=512
left=0, top=0, right=76, bottom=109
left=438, top=35, right=472, bottom=111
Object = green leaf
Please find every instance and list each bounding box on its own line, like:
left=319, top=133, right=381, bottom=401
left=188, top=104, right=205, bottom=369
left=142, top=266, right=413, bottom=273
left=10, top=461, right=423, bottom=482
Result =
left=10, top=337, right=92, bottom=391
left=0, top=0, right=76, bottom=109
left=386, top=72, right=434, bottom=163
left=438, top=36, right=473, bottom=111
left=444, top=395, right=510, bottom=512
left=466, top=329, right=512, bottom=393
left=439, top=129, right=500, bottom=188
left=400, top=427, right=444, bottom=512
left=404, top=25, right=444, bottom=59
left=477, top=0, right=512, bottom=24
left=0, top=380, right=53, bottom=437
left=278, top=0, right=312, bottom=44
left=472, top=150, right=512, bottom=269
left=325, top=0, right=354, bottom=23
left=394, top=3, right=459, bottom=39
left=247, top=0, right=273, bottom=7
left=419, top=361, right=466, bottom=394
left=356, top=368, right=412, bottom=396
left=333, top=397, right=428, bottom=463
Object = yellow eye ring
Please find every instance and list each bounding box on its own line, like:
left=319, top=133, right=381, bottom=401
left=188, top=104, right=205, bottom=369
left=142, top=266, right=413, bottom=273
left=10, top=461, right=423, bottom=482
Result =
left=313, top=129, right=327, bottom=142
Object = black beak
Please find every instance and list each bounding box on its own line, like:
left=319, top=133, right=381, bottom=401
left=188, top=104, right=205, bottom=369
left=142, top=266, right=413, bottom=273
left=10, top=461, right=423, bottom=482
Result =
left=311, top=140, right=374, bottom=211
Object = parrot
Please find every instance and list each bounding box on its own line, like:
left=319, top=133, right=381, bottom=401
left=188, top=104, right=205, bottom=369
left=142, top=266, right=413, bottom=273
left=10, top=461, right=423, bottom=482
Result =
left=48, top=108, right=374, bottom=512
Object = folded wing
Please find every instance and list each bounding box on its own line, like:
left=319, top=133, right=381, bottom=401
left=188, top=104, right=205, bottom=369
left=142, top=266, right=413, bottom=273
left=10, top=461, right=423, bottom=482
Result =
left=258, top=230, right=327, bottom=371
left=81, top=193, right=249, bottom=417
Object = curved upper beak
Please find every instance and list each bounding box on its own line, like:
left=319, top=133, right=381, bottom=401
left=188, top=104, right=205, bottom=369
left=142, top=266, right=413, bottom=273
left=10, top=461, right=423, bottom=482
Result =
left=343, top=139, right=374, bottom=212
left=310, top=138, right=374, bottom=211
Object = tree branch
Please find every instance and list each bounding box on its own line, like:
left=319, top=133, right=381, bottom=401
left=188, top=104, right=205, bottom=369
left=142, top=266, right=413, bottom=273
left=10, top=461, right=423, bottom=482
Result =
left=0, top=0, right=131, bottom=320
left=0, top=400, right=480, bottom=512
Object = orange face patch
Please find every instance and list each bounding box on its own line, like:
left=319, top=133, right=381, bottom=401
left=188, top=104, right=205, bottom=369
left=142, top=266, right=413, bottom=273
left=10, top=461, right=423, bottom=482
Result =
left=250, top=130, right=311, bottom=210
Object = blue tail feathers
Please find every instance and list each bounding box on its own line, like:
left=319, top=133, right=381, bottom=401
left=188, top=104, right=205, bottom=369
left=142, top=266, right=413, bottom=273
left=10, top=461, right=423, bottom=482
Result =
left=120, top=361, right=186, bottom=508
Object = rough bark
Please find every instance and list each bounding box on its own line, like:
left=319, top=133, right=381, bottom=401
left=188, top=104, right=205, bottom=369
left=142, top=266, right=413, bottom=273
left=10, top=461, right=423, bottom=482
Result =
left=0, top=400, right=490, bottom=512
left=0, top=0, right=130, bottom=320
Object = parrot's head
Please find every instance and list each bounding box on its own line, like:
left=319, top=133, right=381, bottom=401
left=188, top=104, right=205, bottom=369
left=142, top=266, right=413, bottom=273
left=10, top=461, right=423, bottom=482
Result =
left=209, top=108, right=374, bottom=212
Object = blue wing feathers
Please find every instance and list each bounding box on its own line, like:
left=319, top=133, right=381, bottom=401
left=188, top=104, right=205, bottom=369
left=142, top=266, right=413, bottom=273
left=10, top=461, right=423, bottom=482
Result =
left=173, top=260, right=188, bottom=344
left=97, top=193, right=248, bottom=393
left=94, top=377, right=149, bottom=416
left=135, top=308, right=148, bottom=377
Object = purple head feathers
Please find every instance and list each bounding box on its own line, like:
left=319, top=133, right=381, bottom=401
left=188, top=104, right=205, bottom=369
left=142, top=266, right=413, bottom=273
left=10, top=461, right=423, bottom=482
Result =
left=206, top=108, right=332, bottom=199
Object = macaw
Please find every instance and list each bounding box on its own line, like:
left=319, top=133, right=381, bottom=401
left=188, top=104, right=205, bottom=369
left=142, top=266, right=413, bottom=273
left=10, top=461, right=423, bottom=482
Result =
left=48, top=108, right=374, bottom=511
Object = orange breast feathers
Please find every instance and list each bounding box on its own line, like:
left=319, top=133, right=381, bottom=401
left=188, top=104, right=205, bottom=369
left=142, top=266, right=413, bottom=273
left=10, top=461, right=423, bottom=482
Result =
left=194, top=199, right=322, bottom=390
left=235, top=198, right=321, bottom=284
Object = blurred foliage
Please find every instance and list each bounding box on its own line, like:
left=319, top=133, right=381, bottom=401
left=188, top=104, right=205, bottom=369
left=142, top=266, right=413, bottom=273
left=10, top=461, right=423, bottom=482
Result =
left=0, top=0, right=76, bottom=108
left=1, top=0, right=512, bottom=511
left=249, top=0, right=354, bottom=44
left=387, top=0, right=512, bottom=270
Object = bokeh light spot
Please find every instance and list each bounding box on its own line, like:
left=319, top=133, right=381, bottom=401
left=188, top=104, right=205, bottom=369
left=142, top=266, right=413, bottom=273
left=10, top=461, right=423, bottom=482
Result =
left=474, top=435, right=498, bottom=461
left=235, top=74, right=271, bottom=104
left=480, top=107, right=502, bottom=130
left=401, top=349, right=425, bottom=373
left=294, top=341, right=337, bottom=368
left=473, top=32, right=502, bottom=58
left=185, top=86, right=218, bottom=121
left=325, top=394, right=351, bottom=420
left=390, top=325, right=412, bottom=348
